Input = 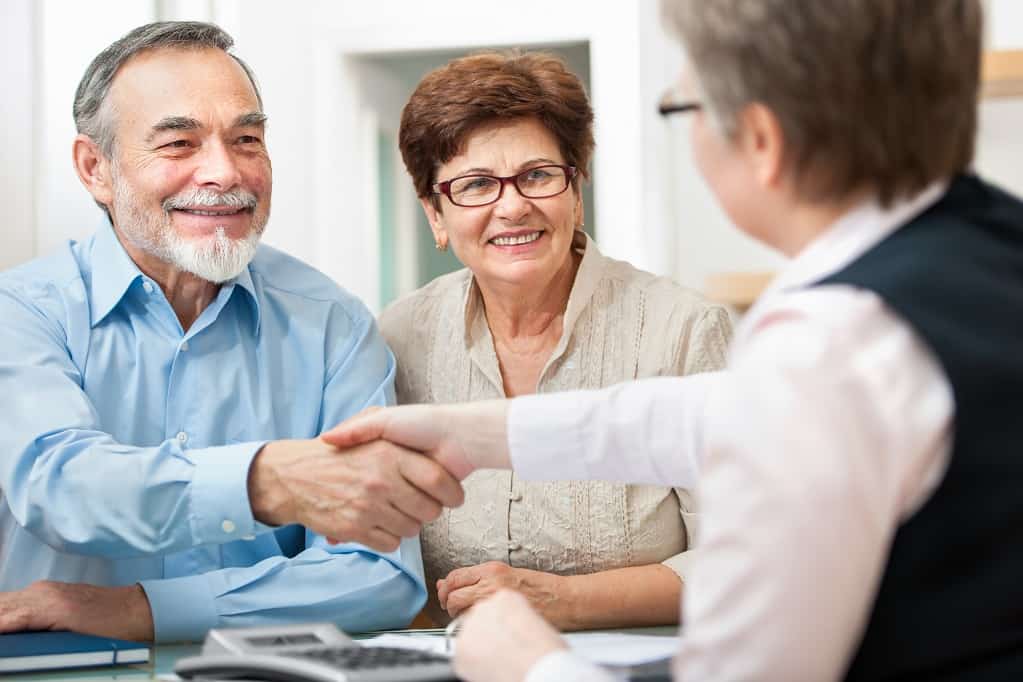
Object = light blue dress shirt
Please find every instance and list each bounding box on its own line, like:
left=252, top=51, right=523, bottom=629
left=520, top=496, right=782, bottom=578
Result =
left=0, top=224, right=425, bottom=642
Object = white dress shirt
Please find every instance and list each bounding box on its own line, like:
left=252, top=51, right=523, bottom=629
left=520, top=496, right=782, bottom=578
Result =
left=509, top=183, right=954, bottom=682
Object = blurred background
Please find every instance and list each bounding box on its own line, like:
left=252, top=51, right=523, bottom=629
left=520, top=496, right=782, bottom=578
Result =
left=3, top=0, right=1022, bottom=312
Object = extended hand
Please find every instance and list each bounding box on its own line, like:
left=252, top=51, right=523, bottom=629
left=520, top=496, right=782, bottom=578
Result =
left=249, top=437, right=464, bottom=552
left=319, top=400, right=512, bottom=480
left=453, top=589, right=567, bottom=682
left=0, top=581, right=154, bottom=642
left=438, top=562, right=571, bottom=625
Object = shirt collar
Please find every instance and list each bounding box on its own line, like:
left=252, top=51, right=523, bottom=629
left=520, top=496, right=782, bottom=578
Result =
left=89, top=222, right=145, bottom=327
left=226, top=263, right=262, bottom=335
left=88, top=222, right=262, bottom=334
left=756, top=181, right=949, bottom=308
left=462, top=230, right=600, bottom=348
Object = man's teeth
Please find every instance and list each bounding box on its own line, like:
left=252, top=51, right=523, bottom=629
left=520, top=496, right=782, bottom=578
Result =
left=179, top=208, right=244, bottom=216
left=491, top=231, right=542, bottom=246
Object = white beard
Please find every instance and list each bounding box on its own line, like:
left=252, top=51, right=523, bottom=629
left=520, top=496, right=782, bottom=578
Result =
left=152, top=223, right=260, bottom=284
left=112, top=172, right=265, bottom=284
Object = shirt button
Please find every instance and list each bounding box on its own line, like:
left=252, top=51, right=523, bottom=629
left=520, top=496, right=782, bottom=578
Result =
left=564, top=361, right=576, bottom=370
left=176, top=431, right=188, bottom=444
left=142, top=281, right=154, bottom=294
left=222, top=520, right=236, bottom=534
left=509, top=492, right=523, bottom=502
left=180, top=340, right=189, bottom=352
left=507, top=542, right=521, bottom=551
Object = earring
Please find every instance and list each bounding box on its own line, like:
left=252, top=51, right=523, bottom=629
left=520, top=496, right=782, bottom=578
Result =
left=435, top=241, right=448, bottom=252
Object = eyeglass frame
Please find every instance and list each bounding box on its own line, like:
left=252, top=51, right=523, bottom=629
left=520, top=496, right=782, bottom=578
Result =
left=658, top=100, right=703, bottom=117
left=658, top=84, right=703, bottom=117
left=432, top=164, right=578, bottom=208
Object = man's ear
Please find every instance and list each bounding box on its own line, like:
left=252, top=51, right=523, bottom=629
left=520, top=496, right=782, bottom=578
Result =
left=419, top=197, right=448, bottom=250
left=72, top=134, right=114, bottom=210
left=737, top=102, right=787, bottom=191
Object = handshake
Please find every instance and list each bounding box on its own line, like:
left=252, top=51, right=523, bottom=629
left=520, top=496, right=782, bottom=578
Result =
left=248, top=400, right=511, bottom=552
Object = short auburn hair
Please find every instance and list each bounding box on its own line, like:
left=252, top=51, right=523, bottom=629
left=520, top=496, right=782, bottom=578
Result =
left=399, top=51, right=595, bottom=208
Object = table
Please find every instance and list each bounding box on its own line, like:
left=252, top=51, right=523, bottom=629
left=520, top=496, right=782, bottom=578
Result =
left=9, top=627, right=677, bottom=681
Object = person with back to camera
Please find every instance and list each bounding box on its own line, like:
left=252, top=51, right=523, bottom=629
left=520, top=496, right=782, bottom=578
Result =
left=325, top=1, right=1023, bottom=680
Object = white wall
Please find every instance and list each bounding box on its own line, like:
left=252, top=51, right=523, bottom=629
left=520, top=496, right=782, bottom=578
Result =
left=2, top=0, right=1022, bottom=306
left=0, top=0, right=37, bottom=270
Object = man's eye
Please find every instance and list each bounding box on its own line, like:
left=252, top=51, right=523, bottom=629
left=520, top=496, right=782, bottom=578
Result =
left=238, top=135, right=262, bottom=144
left=162, top=140, right=191, bottom=149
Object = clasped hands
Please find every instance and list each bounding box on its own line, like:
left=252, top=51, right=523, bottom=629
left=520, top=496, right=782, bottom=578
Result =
left=1, top=402, right=569, bottom=680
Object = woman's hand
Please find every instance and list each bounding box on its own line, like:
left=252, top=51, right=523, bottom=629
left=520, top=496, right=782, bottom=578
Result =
left=319, top=401, right=512, bottom=480
left=453, top=589, right=568, bottom=682
left=439, top=561, right=575, bottom=627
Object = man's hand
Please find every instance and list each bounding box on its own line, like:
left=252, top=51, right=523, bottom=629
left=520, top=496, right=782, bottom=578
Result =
left=439, top=562, right=571, bottom=626
left=0, top=581, right=154, bottom=642
left=248, top=438, right=464, bottom=552
left=319, top=400, right=512, bottom=479
left=453, top=589, right=567, bottom=682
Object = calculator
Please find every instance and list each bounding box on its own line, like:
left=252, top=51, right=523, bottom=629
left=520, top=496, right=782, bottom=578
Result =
left=174, top=622, right=456, bottom=681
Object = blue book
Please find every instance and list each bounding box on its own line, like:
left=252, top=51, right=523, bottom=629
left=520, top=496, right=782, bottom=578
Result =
left=0, top=631, right=150, bottom=673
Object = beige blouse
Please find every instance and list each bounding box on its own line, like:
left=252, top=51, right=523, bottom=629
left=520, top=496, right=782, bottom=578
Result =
left=379, top=231, right=732, bottom=621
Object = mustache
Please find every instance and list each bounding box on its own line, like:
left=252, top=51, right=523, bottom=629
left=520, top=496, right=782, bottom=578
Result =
left=163, top=188, right=258, bottom=212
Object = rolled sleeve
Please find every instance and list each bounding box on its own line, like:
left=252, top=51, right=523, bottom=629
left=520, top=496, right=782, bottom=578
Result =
left=662, top=550, right=698, bottom=584
left=188, top=441, right=267, bottom=544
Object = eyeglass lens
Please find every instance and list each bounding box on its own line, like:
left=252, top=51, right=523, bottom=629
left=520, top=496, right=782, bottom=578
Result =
left=449, top=166, right=569, bottom=206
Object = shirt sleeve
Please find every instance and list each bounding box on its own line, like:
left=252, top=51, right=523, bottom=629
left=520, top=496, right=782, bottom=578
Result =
left=141, top=299, right=423, bottom=642
left=0, top=287, right=262, bottom=557
left=140, top=534, right=426, bottom=642
left=524, top=651, right=616, bottom=682
left=507, top=373, right=720, bottom=488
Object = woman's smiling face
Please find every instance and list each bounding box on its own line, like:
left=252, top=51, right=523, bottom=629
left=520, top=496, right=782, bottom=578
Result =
left=422, top=117, right=583, bottom=291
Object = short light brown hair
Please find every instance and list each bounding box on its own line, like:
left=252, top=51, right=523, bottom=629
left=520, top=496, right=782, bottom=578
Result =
left=664, top=0, right=982, bottom=206
left=399, top=51, right=595, bottom=208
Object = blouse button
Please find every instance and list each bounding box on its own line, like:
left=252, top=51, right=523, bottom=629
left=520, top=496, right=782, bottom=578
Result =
left=507, top=542, right=521, bottom=551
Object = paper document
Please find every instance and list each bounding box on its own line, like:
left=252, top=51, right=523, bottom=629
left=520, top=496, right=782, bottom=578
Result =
left=363, top=630, right=677, bottom=667
left=563, top=632, right=677, bottom=666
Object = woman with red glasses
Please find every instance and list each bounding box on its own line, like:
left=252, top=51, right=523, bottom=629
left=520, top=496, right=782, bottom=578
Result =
left=382, top=51, right=731, bottom=632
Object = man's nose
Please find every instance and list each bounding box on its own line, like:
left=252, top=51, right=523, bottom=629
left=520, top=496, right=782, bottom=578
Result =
left=193, top=139, right=243, bottom=190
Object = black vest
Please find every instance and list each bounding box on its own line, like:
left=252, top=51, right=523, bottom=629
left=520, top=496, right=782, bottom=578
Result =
left=817, top=175, right=1023, bottom=681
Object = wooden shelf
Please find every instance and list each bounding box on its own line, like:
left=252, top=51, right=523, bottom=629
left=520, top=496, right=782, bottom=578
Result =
left=982, top=49, right=1023, bottom=98
left=705, top=271, right=775, bottom=313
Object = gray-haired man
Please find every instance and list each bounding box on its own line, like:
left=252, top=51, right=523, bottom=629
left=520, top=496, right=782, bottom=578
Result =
left=0, top=22, right=462, bottom=643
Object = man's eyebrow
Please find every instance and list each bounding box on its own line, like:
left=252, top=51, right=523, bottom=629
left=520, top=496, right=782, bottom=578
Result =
left=234, top=112, right=268, bottom=128
left=144, top=113, right=267, bottom=144
left=145, top=116, right=202, bottom=143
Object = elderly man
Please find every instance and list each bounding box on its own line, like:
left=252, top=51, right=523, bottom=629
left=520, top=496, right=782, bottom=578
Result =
left=325, top=1, right=1023, bottom=681
left=0, top=21, right=462, bottom=643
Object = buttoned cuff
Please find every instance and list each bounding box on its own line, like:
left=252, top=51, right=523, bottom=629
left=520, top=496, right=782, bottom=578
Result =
left=139, top=574, right=219, bottom=643
left=508, top=393, right=591, bottom=481
left=524, top=650, right=614, bottom=682
left=189, top=441, right=266, bottom=544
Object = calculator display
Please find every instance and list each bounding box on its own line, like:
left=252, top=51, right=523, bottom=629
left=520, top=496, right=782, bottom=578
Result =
left=246, top=633, right=323, bottom=647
